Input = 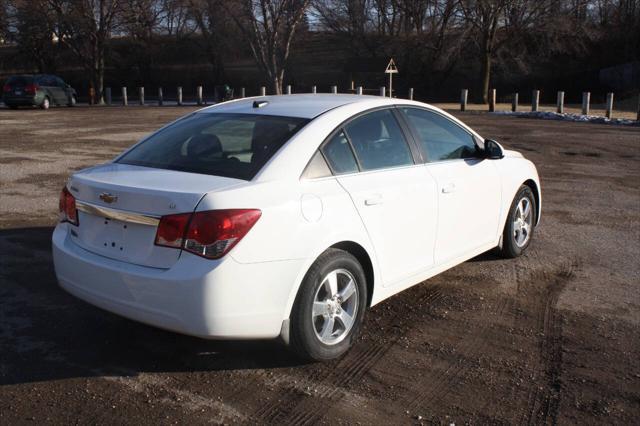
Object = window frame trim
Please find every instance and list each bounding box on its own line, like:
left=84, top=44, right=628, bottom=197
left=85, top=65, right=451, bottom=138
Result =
left=397, top=106, right=483, bottom=164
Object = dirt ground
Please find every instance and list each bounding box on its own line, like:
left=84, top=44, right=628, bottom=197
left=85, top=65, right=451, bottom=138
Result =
left=0, top=105, right=638, bottom=425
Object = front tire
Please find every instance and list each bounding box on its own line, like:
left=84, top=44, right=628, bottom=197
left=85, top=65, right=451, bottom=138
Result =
left=290, top=249, right=368, bottom=361
left=67, top=95, right=76, bottom=107
left=500, top=185, right=536, bottom=258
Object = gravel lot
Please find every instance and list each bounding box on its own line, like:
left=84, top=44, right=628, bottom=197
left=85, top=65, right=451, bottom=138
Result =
left=0, top=106, right=638, bottom=424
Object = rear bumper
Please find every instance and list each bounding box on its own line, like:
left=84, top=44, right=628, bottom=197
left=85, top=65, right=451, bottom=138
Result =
left=3, top=95, right=39, bottom=106
left=52, top=224, right=304, bottom=339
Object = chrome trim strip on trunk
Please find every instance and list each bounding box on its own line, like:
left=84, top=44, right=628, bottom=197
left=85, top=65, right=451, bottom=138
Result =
left=75, top=200, right=161, bottom=226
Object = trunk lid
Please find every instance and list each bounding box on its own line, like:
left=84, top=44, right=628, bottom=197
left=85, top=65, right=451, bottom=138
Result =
left=67, top=163, right=246, bottom=268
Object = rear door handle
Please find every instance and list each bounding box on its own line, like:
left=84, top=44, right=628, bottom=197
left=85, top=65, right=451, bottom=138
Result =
left=441, top=183, right=456, bottom=194
left=364, top=195, right=383, bottom=206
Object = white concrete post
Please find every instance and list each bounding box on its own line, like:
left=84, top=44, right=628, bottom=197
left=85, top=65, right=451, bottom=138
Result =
left=356, top=86, right=363, bottom=95
left=139, top=87, right=145, bottom=106
left=460, top=89, right=468, bottom=111
left=408, top=88, right=414, bottom=100
left=489, top=89, right=496, bottom=112
left=606, top=92, right=614, bottom=119
left=122, top=87, right=128, bottom=106
left=532, top=90, right=540, bottom=112
left=331, top=85, right=337, bottom=94
left=197, top=86, right=203, bottom=105
left=260, top=86, right=266, bottom=96
left=311, top=85, right=317, bottom=94
left=177, top=87, right=183, bottom=106
left=557, top=91, right=564, bottom=114
left=512, top=93, right=518, bottom=112
left=582, top=92, right=590, bottom=115
left=158, top=87, right=163, bottom=106
left=379, top=87, right=385, bottom=97
left=105, top=87, right=112, bottom=105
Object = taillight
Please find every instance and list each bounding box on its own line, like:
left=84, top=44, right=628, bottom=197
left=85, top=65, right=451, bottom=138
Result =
left=25, top=83, right=39, bottom=94
left=154, top=212, right=191, bottom=249
left=2, top=84, right=10, bottom=92
left=154, top=209, right=261, bottom=259
left=59, top=186, right=78, bottom=225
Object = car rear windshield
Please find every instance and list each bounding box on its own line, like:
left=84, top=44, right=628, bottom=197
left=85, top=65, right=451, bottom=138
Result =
left=6, top=76, right=33, bottom=86
left=116, top=112, right=310, bottom=180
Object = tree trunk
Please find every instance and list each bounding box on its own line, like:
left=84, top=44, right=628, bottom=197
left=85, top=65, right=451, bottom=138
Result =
left=271, top=74, right=283, bottom=95
left=97, top=55, right=105, bottom=105
left=480, top=50, right=491, bottom=104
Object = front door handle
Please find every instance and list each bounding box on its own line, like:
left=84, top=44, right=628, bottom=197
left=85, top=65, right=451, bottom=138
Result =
left=364, top=195, right=383, bottom=206
left=441, top=183, right=456, bottom=194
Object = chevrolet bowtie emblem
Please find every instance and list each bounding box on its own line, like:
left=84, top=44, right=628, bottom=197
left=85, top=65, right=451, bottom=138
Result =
left=99, top=192, right=118, bottom=204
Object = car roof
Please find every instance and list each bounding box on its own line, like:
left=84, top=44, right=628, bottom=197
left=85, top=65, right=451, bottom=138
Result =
left=199, top=94, right=402, bottom=119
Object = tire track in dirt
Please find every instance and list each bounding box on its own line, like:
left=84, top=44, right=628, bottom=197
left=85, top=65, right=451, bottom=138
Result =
left=518, top=262, right=575, bottom=426
left=248, top=284, right=446, bottom=424
left=402, top=295, right=514, bottom=414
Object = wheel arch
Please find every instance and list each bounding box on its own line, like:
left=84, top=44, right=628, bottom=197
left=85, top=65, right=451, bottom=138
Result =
left=329, top=241, right=375, bottom=308
left=283, top=239, right=378, bottom=320
left=523, top=178, right=541, bottom=226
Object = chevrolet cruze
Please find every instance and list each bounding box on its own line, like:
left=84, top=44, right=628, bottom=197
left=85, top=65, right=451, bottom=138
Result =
left=52, top=94, right=541, bottom=361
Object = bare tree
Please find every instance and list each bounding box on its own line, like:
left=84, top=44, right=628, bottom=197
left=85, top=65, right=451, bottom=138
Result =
left=0, top=0, right=8, bottom=43
left=6, top=0, right=62, bottom=71
left=227, top=0, right=312, bottom=94
left=48, top=0, right=122, bottom=104
left=458, top=0, right=511, bottom=103
left=313, top=0, right=377, bottom=55
left=160, top=0, right=194, bottom=37
left=187, top=0, right=236, bottom=81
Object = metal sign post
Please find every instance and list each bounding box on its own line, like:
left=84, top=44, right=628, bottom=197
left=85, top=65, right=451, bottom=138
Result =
left=385, top=58, right=398, bottom=98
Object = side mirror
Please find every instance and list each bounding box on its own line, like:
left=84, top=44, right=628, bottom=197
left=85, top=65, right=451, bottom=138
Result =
left=484, top=139, right=504, bottom=159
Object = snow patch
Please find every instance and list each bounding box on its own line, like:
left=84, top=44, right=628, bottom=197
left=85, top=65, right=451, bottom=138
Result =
left=492, top=110, right=639, bottom=126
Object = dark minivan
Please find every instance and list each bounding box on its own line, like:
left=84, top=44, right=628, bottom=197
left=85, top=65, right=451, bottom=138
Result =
left=2, top=74, right=77, bottom=109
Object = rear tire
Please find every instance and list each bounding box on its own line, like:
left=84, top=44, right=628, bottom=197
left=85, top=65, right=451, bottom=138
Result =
left=500, top=185, right=536, bottom=258
left=6, top=104, right=18, bottom=110
left=289, top=248, right=367, bottom=361
left=41, top=97, right=50, bottom=110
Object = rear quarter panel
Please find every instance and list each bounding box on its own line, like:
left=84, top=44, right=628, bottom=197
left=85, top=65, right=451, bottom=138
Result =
left=196, top=177, right=381, bottom=319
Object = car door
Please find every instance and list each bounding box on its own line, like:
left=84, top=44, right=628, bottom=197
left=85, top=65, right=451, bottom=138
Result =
left=37, top=75, right=58, bottom=104
left=55, top=77, right=71, bottom=104
left=322, top=108, right=439, bottom=287
left=399, top=107, right=502, bottom=265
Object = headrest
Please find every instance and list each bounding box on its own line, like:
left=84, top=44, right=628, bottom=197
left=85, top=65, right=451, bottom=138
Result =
left=186, top=133, right=222, bottom=158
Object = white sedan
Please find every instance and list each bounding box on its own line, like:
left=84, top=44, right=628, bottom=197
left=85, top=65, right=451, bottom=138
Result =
left=52, top=94, right=540, bottom=361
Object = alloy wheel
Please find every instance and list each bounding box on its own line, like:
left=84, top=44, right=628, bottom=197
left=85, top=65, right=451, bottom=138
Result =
left=312, top=268, right=359, bottom=345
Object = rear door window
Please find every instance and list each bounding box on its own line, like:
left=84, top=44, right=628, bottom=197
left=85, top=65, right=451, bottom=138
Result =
left=343, top=109, right=414, bottom=171
left=37, top=75, right=55, bottom=86
left=117, top=113, right=309, bottom=180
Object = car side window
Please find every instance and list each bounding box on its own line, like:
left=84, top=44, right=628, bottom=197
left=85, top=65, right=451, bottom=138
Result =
left=39, top=75, right=54, bottom=86
left=401, top=108, right=478, bottom=162
left=321, top=130, right=359, bottom=175
left=56, top=77, right=66, bottom=88
left=344, top=109, right=413, bottom=171
left=301, top=151, right=332, bottom=179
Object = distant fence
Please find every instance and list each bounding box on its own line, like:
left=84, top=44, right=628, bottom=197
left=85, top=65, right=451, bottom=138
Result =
left=94, top=85, right=640, bottom=122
